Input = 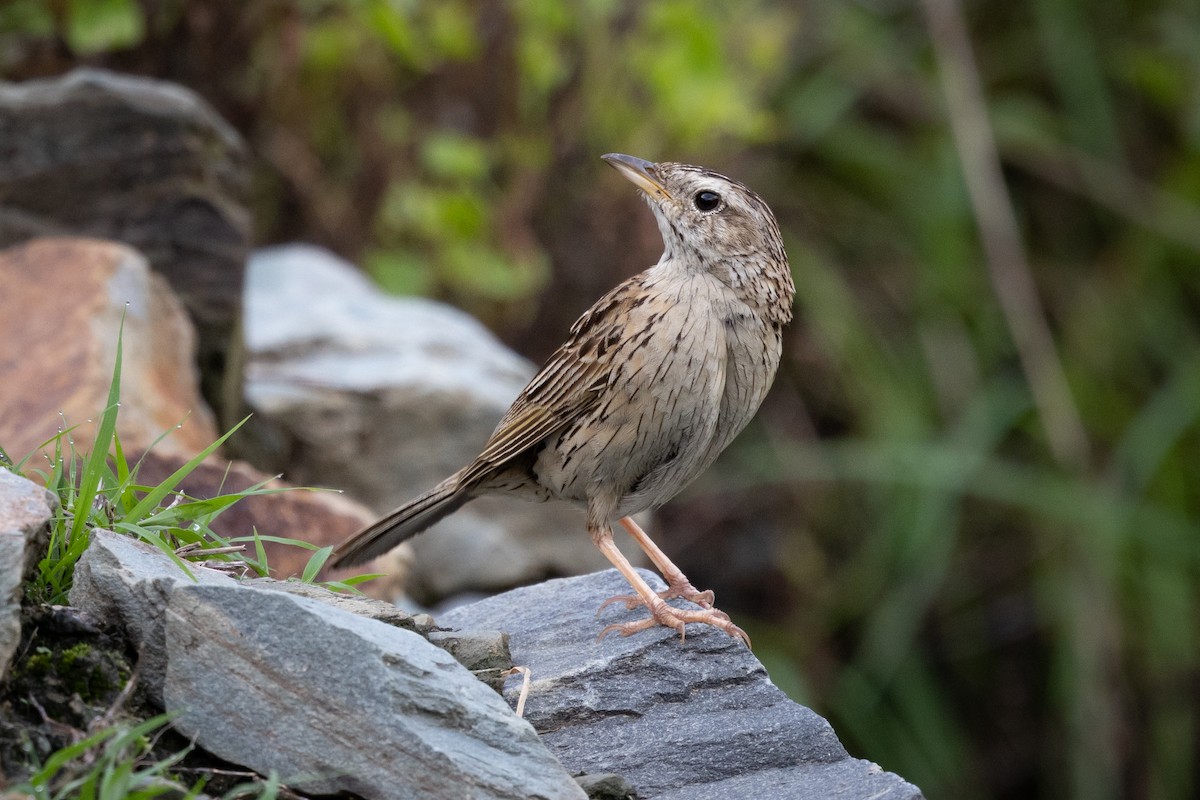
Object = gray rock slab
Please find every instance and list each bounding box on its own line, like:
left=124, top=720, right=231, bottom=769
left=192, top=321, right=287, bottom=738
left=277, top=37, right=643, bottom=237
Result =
left=245, top=578, right=514, bottom=687
left=242, top=576, right=435, bottom=632
left=68, top=530, right=236, bottom=705
left=69, top=531, right=584, bottom=799
left=442, top=570, right=925, bottom=800
left=0, top=470, right=56, bottom=679
left=244, top=244, right=531, bottom=402
left=164, top=583, right=584, bottom=800
left=242, top=244, right=643, bottom=601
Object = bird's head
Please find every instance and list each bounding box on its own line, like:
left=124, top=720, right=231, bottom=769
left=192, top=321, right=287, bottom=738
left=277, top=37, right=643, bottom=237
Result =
left=602, top=153, right=793, bottom=321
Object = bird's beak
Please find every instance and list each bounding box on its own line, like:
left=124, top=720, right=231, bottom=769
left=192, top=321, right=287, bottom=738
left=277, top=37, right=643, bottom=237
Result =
left=602, top=153, right=671, bottom=201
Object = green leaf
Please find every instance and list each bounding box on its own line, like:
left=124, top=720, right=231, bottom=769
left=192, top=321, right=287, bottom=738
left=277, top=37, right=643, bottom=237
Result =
left=300, top=546, right=335, bottom=583
left=322, top=573, right=384, bottom=593
left=421, top=132, right=490, bottom=181
left=364, top=248, right=434, bottom=296
left=230, top=534, right=323, bottom=550
left=65, top=0, right=145, bottom=54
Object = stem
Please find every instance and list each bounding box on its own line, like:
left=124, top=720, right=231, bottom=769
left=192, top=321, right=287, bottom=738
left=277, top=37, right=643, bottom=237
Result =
left=920, top=0, right=1090, bottom=470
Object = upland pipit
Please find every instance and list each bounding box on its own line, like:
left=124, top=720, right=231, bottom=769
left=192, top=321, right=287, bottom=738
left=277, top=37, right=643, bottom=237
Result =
left=332, top=154, right=794, bottom=646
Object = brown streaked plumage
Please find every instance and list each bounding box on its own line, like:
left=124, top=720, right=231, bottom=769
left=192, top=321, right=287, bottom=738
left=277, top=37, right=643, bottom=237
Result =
left=332, top=153, right=794, bottom=646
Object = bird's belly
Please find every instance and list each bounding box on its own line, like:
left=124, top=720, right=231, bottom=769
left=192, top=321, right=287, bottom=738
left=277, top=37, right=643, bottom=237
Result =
left=534, top=315, right=726, bottom=513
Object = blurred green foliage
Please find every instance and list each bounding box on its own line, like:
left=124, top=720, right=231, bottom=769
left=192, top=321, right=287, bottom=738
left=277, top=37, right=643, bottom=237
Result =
left=3, top=1, right=1200, bottom=799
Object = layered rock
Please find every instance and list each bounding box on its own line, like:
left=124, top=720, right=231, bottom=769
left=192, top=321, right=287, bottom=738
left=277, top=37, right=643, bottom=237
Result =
left=443, top=571, right=925, bottom=800
left=69, top=531, right=584, bottom=800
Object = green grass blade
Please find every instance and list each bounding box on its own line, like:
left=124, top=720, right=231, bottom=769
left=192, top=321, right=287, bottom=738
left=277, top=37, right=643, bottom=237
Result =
left=321, top=573, right=383, bottom=593
left=300, top=546, right=335, bottom=583
left=9, top=421, right=86, bottom=474
left=121, top=416, right=251, bottom=522
left=230, top=534, right=323, bottom=549
left=69, top=318, right=126, bottom=546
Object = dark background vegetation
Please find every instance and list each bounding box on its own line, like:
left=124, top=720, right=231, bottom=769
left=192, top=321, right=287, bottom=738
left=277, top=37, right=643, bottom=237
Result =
left=4, top=1, right=1199, bottom=798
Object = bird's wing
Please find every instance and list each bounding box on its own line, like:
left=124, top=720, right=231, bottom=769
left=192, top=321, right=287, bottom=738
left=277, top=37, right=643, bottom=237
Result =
left=459, top=280, right=638, bottom=485
left=460, top=352, right=607, bottom=485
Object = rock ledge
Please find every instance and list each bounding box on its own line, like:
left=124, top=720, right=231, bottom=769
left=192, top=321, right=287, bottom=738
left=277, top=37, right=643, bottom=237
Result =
left=444, top=570, right=924, bottom=800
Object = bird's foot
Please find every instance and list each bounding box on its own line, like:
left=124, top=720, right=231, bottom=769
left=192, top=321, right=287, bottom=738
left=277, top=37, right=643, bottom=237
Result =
left=596, top=578, right=715, bottom=613
left=662, top=580, right=715, bottom=608
left=597, top=597, right=750, bottom=647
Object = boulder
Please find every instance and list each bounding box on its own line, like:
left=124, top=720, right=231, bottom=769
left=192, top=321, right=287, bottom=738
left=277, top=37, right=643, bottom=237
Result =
left=242, top=244, right=643, bottom=602
left=0, top=470, right=56, bottom=680
left=0, top=239, right=219, bottom=460
left=165, top=585, right=582, bottom=800
left=0, top=67, right=250, bottom=416
left=70, top=531, right=585, bottom=799
left=442, top=570, right=926, bottom=800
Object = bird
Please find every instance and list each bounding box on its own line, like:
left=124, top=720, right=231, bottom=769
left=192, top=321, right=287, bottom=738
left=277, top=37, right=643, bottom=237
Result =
left=331, top=153, right=794, bottom=646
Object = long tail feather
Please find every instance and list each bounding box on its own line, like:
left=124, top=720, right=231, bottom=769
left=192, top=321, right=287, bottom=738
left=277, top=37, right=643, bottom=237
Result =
left=331, top=470, right=472, bottom=568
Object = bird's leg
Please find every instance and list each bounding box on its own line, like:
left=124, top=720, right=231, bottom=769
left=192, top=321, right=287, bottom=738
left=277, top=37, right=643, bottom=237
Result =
left=598, top=517, right=717, bottom=612
left=615, top=516, right=716, bottom=607
left=590, top=522, right=749, bottom=647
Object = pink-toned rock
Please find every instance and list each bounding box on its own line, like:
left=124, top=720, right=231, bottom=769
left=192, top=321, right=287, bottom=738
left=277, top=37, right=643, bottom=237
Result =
left=0, top=238, right=219, bottom=461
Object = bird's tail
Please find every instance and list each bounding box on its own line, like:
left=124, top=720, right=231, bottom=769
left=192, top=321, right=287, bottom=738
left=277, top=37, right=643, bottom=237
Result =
left=331, top=469, right=472, bottom=568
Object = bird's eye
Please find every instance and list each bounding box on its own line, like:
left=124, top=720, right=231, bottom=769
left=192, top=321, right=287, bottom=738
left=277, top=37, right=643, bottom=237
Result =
left=693, top=190, right=722, bottom=212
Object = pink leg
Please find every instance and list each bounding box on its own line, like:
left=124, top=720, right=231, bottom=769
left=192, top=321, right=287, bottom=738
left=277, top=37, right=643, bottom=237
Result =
left=590, top=521, right=749, bottom=647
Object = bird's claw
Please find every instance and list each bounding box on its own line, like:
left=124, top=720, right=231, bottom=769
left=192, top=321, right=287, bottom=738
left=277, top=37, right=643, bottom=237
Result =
left=596, top=600, right=750, bottom=647
left=596, top=593, right=644, bottom=614
left=595, top=581, right=716, bottom=616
